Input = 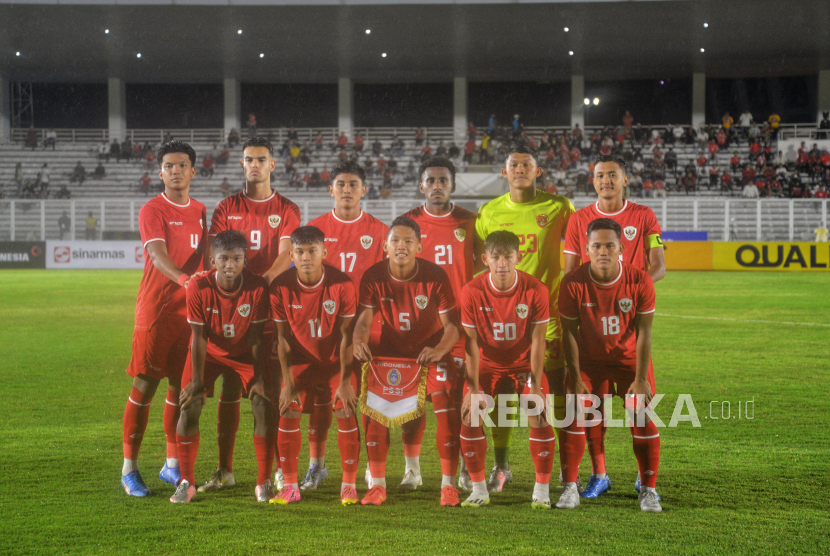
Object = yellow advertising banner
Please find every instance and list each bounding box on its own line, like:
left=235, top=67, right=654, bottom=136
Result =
left=713, top=242, right=830, bottom=271
left=664, top=241, right=714, bottom=270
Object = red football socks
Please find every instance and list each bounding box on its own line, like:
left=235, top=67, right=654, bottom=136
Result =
left=271, top=404, right=282, bottom=469
left=402, top=414, right=426, bottom=458
left=365, top=418, right=390, bottom=479
left=337, top=416, right=361, bottom=484
left=217, top=394, right=241, bottom=472
left=559, top=421, right=586, bottom=484
left=122, top=387, right=153, bottom=460
left=459, top=424, right=487, bottom=483
left=176, top=433, right=200, bottom=486
left=253, top=434, right=275, bottom=485
left=529, top=425, right=556, bottom=484
left=433, top=396, right=460, bottom=477
left=163, top=389, right=180, bottom=460
left=277, top=416, right=302, bottom=485
left=585, top=411, right=607, bottom=475
left=631, top=420, right=661, bottom=488
left=308, top=401, right=333, bottom=460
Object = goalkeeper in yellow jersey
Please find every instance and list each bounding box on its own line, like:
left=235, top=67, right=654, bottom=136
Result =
left=472, top=142, right=574, bottom=492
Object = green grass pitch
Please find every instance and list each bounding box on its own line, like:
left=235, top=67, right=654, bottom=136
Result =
left=0, top=270, right=828, bottom=555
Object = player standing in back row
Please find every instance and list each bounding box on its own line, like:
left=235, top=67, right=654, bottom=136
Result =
left=398, top=156, right=483, bottom=493
left=563, top=154, right=665, bottom=499
left=306, top=161, right=388, bottom=491
left=203, top=137, right=300, bottom=493
left=475, top=143, right=574, bottom=492
left=121, top=141, right=207, bottom=496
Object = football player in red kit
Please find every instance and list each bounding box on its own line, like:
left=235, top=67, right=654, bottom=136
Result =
left=458, top=231, right=554, bottom=509
left=353, top=217, right=461, bottom=507
left=305, top=161, right=387, bottom=490
left=563, top=154, right=665, bottom=499
left=399, top=156, right=483, bottom=492
left=121, top=141, right=207, bottom=497
left=171, top=231, right=274, bottom=503
left=203, top=137, right=300, bottom=494
left=269, top=226, right=361, bottom=506
left=556, top=218, right=662, bottom=513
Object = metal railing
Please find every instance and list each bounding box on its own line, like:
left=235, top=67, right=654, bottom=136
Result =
left=0, top=197, right=826, bottom=243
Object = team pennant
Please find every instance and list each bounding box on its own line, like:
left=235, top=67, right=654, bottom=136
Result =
left=360, top=357, right=427, bottom=427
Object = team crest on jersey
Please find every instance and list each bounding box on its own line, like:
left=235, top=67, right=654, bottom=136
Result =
left=360, top=235, right=373, bottom=249
left=387, top=368, right=402, bottom=386
left=237, top=304, right=251, bottom=317
left=268, top=215, right=281, bottom=228
left=536, top=214, right=548, bottom=228
left=323, top=300, right=337, bottom=315
left=415, top=295, right=428, bottom=310
left=454, top=228, right=466, bottom=242
left=618, top=298, right=633, bottom=313
left=624, top=226, right=637, bottom=241
left=516, top=304, right=529, bottom=319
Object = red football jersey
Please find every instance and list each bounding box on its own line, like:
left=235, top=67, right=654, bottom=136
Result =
left=402, top=204, right=480, bottom=301
left=186, top=269, right=270, bottom=359
left=136, top=192, right=207, bottom=329
left=359, top=260, right=455, bottom=357
left=558, top=263, right=656, bottom=365
left=306, top=209, right=388, bottom=289
left=208, top=190, right=301, bottom=276
left=460, top=270, right=550, bottom=370
left=271, top=265, right=357, bottom=367
left=564, top=200, right=662, bottom=272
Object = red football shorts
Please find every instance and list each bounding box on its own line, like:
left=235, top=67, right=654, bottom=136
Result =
left=579, top=359, right=656, bottom=399
left=182, top=350, right=271, bottom=397
left=463, top=365, right=550, bottom=399
left=425, top=358, right=458, bottom=398
left=286, top=362, right=357, bottom=413
left=126, top=318, right=190, bottom=380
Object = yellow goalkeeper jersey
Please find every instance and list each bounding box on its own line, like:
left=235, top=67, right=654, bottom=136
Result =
left=475, top=190, right=575, bottom=342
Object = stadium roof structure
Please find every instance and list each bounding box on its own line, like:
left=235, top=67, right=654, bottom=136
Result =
left=1, top=0, right=828, bottom=83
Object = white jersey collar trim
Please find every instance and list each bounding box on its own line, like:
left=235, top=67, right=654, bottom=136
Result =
left=389, top=260, right=419, bottom=283
left=298, top=270, right=326, bottom=290
left=161, top=191, right=190, bottom=208
left=589, top=265, right=623, bottom=287
left=243, top=190, right=276, bottom=203
left=423, top=204, right=455, bottom=218
left=488, top=271, right=518, bottom=294
left=594, top=199, right=628, bottom=216
left=331, top=209, right=364, bottom=224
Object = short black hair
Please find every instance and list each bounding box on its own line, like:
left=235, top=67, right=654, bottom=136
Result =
left=242, top=137, right=274, bottom=158
left=213, top=230, right=248, bottom=253
left=594, top=154, right=627, bottom=174
left=484, top=231, right=520, bottom=256
left=586, top=218, right=622, bottom=241
left=388, top=216, right=420, bottom=241
left=418, top=156, right=456, bottom=192
left=330, top=160, right=366, bottom=184
left=157, top=141, right=196, bottom=168
left=290, top=225, right=325, bottom=247
left=505, top=142, right=538, bottom=163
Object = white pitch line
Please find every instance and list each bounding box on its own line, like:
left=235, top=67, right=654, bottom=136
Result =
left=655, top=313, right=830, bottom=328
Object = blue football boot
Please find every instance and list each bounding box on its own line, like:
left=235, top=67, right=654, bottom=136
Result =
left=159, top=463, right=182, bottom=487
left=121, top=470, right=151, bottom=497
left=580, top=474, right=612, bottom=498
left=634, top=473, right=662, bottom=501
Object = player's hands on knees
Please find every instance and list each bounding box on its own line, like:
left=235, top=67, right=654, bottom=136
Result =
left=352, top=342, right=373, bottom=362
left=180, top=381, right=206, bottom=410
left=416, top=347, right=442, bottom=367
left=626, top=378, right=654, bottom=407
left=248, top=377, right=272, bottom=405
left=334, top=381, right=358, bottom=418
left=570, top=376, right=590, bottom=397
left=279, top=382, right=301, bottom=416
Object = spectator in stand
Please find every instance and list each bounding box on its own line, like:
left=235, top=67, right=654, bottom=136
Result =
left=58, top=211, right=71, bottom=240
left=741, top=164, right=756, bottom=185
left=682, top=170, right=697, bottom=195
left=376, top=153, right=386, bottom=174
left=572, top=123, right=583, bottom=139
left=246, top=114, right=257, bottom=138
left=367, top=183, right=380, bottom=200
left=664, top=147, right=678, bottom=172
left=284, top=157, right=296, bottom=177
left=816, top=184, right=828, bottom=198
left=110, top=139, right=121, bottom=163
left=742, top=181, right=759, bottom=198
left=290, top=142, right=301, bottom=160
left=748, top=122, right=761, bottom=142
left=98, top=141, right=110, bottom=162
left=708, top=139, right=720, bottom=161
left=120, top=139, right=133, bottom=163
left=653, top=178, right=666, bottom=198
left=488, top=114, right=496, bottom=134
left=466, top=122, right=478, bottom=140
left=371, top=138, right=383, bottom=156
left=755, top=153, right=767, bottom=171
left=139, top=173, right=153, bottom=196
left=39, top=164, right=50, bottom=196
left=44, top=129, right=57, bottom=150
left=143, top=150, right=156, bottom=171
left=25, top=127, right=38, bottom=150
left=287, top=127, right=299, bottom=141
left=219, top=178, right=231, bottom=198
left=421, top=140, right=433, bottom=161
left=512, top=114, right=521, bottom=136
left=768, top=178, right=783, bottom=198
left=93, top=162, right=106, bottom=179
left=435, top=140, right=447, bottom=158
left=708, top=164, right=720, bottom=189
left=54, top=184, right=70, bottom=199
left=696, top=152, right=708, bottom=174
left=755, top=177, right=768, bottom=197
left=819, top=111, right=830, bottom=139
left=722, top=112, right=734, bottom=132
left=320, top=166, right=331, bottom=183
left=216, top=146, right=230, bottom=165
left=414, top=127, right=425, bottom=146
left=354, top=132, right=365, bottom=154
left=85, top=212, right=97, bottom=240
left=622, top=110, right=634, bottom=129
left=716, top=127, right=728, bottom=149
left=14, top=163, right=24, bottom=197
left=738, top=110, right=753, bottom=136
left=652, top=158, right=667, bottom=181
left=671, top=124, right=684, bottom=145
left=642, top=175, right=654, bottom=198
left=70, top=161, right=86, bottom=185
left=730, top=152, right=741, bottom=172
left=720, top=170, right=733, bottom=195
left=200, top=155, right=215, bottom=178
left=463, top=137, right=476, bottom=165
left=768, top=113, right=781, bottom=137
left=227, top=128, right=240, bottom=147
left=448, top=142, right=460, bottom=159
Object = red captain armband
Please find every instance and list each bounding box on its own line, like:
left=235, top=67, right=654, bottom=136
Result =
left=177, top=274, right=189, bottom=288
